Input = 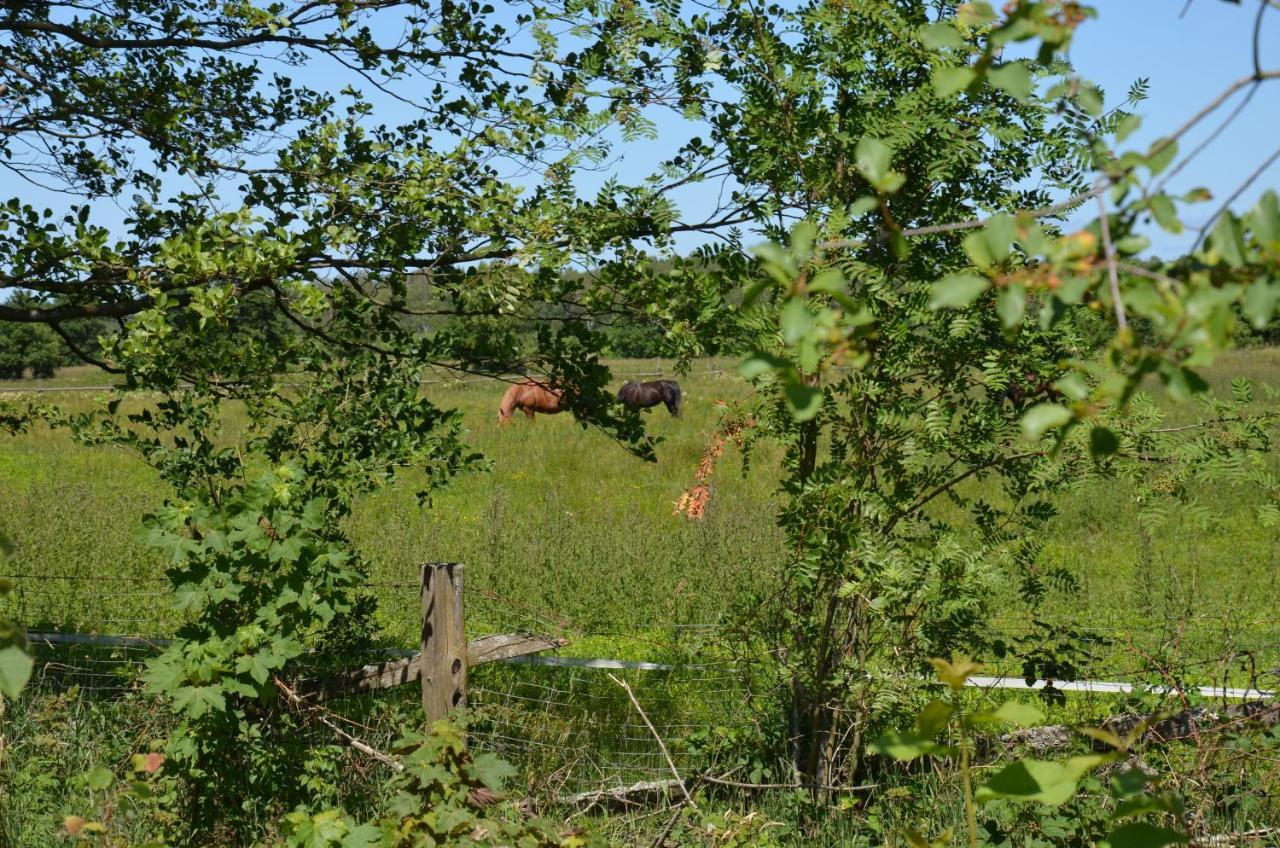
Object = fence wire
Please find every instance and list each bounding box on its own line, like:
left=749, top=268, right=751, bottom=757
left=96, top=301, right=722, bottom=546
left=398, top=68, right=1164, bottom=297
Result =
left=4, top=568, right=1280, bottom=806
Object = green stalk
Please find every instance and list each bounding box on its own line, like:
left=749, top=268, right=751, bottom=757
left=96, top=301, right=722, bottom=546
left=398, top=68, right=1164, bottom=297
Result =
left=958, top=707, right=978, bottom=848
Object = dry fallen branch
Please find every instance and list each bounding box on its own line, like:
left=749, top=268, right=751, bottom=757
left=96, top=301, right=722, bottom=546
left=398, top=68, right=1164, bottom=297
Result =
left=557, top=779, right=687, bottom=808
left=1192, top=827, right=1280, bottom=847
left=985, top=699, right=1280, bottom=756
left=608, top=672, right=697, bottom=809
left=275, top=677, right=404, bottom=773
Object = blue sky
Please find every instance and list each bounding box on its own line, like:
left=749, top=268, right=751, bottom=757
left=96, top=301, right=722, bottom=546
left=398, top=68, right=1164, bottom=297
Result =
left=2, top=0, right=1277, bottom=261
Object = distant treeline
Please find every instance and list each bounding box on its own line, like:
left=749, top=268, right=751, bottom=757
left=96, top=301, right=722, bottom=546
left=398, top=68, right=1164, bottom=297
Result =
left=12, top=256, right=1270, bottom=380
left=0, top=259, right=730, bottom=378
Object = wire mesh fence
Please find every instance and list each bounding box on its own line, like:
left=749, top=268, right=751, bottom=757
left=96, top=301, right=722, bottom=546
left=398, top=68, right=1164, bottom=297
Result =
left=4, top=566, right=1280, bottom=805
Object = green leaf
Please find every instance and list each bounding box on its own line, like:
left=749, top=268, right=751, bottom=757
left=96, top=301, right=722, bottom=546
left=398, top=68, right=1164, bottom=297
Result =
left=752, top=242, right=799, bottom=286
left=929, top=656, right=982, bottom=690
left=1077, top=84, right=1104, bottom=116
left=1021, top=403, right=1073, bottom=440
left=780, top=298, right=814, bottom=344
left=933, top=66, right=977, bottom=98
left=1089, top=426, right=1119, bottom=458
left=340, top=823, right=383, bottom=848
left=471, top=751, right=518, bottom=790
left=783, top=381, right=824, bottom=421
left=919, top=23, right=966, bottom=50
left=930, top=274, right=988, bottom=309
left=988, top=62, right=1033, bottom=100
left=977, top=755, right=1112, bottom=806
left=962, top=230, right=996, bottom=270
left=849, top=196, right=879, bottom=216
left=789, top=220, right=817, bottom=260
left=808, top=268, right=845, bottom=294
left=970, top=700, right=1045, bottom=727
left=1210, top=213, right=1247, bottom=267
left=86, top=765, right=114, bottom=791
left=1242, top=277, right=1279, bottom=329
left=1145, top=138, right=1178, bottom=176
left=0, top=643, right=32, bottom=699
left=1114, top=234, right=1150, bottom=255
left=997, top=284, right=1026, bottom=328
left=1112, top=791, right=1183, bottom=819
left=983, top=213, right=1017, bottom=263
left=916, top=699, right=955, bottom=737
left=1104, top=822, right=1188, bottom=848
left=855, top=137, right=903, bottom=192
left=1114, top=113, right=1142, bottom=142
left=855, top=137, right=892, bottom=184
left=956, top=1, right=996, bottom=27
left=235, top=652, right=272, bottom=686
left=739, top=352, right=789, bottom=381
left=741, top=277, right=774, bottom=310
left=1249, top=190, right=1280, bottom=248
left=1148, top=195, right=1181, bottom=234
left=869, top=728, right=947, bottom=761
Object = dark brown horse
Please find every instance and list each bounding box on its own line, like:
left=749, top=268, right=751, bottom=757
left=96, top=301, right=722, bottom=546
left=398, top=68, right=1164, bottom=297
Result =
left=618, top=380, right=681, bottom=417
left=497, top=379, right=565, bottom=423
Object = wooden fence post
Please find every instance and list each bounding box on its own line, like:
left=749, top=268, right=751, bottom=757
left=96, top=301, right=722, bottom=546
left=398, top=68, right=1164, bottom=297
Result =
left=421, top=562, right=466, bottom=724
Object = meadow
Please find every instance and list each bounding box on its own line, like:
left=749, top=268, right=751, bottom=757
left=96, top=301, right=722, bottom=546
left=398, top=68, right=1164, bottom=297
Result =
left=3, top=353, right=1279, bottom=665
left=3, top=353, right=1280, bottom=845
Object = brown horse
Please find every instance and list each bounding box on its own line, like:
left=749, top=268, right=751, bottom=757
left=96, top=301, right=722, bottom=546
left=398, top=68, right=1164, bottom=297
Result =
left=497, top=379, right=565, bottom=423
left=618, top=380, right=681, bottom=417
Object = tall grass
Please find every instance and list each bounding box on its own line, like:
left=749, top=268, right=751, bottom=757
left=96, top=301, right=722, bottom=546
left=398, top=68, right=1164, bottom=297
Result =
left=2, top=353, right=1279, bottom=659
left=3, top=353, right=1280, bottom=845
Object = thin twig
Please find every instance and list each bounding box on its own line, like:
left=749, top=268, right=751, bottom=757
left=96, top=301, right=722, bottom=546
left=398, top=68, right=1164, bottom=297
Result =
left=1096, top=178, right=1128, bottom=330
left=1157, top=84, right=1258, bottom=193
left=1116, top=262, right=1182, bottom=288
left=697, top=773, right=877, bottom=792
left=648, top=801, right=687, bottom=848
left=1192, top=141, right=1280, bottom=250
left=607, top=673, right=697, bottom=809
left=275, top=677, right=404, bottom=772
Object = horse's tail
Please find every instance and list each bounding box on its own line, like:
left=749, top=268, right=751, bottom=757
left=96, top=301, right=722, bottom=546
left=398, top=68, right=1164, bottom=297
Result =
left=663, top=380, right=681, bottom=417
left=498, top=383, right=520, bottom=423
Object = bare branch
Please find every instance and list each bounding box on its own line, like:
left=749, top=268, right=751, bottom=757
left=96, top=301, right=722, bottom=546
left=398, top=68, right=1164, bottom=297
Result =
left=1095, top=178, right=1127, bottom=330
left=607, top=673, right=697, bottom=810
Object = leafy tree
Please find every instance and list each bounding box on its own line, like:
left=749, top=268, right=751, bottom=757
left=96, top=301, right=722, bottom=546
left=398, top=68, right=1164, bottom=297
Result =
left=659, top=0, right=1099, bottom=790
left=670, top=0, right=1280, bottom=798
left=0, top=294, right=67, bottom=378
left=0, top=0, right=739, bottom=839
left=5, top=0, right=1280, bottom=841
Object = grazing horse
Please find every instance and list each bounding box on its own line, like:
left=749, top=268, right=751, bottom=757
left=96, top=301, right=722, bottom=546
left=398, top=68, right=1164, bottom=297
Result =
left=497, top=379, right=564, bottom=423
left=617, top=380, right=681, bottom=417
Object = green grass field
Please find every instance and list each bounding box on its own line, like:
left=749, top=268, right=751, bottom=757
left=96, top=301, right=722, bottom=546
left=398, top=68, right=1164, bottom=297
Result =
left=3, top=352, right=1280, bottom=845
left=4, top=354, right=1280, bottom=671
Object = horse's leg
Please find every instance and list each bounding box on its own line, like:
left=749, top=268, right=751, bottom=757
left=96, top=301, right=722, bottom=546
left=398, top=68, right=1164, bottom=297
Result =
left=524, top=407, right=536, bottom=421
